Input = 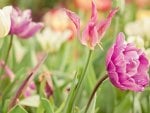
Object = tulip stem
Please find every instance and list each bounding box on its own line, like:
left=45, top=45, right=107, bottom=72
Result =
left=4, top=35, right=13, bottom=67
left=84, top=74, right=108, bottom=113
left=147, top=95, right=150, bottom=113
left=132, top=92, right=135, bottom=113
left=65, top=49, right=92, bottom=113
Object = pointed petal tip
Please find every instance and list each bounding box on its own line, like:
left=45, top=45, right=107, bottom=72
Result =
left=116, top=32, right=125, bottom=45
left=108, top=7, right=119, bottom=18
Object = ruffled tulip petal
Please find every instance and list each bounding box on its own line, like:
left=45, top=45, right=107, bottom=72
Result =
left=121, top=77, right=144, bottom=92
left=132, top=73, right=149, bottom=87
left=111, top=33, right=125, bottom=60
left=10, top=7, right=43, bottom=39
left=138, top=54, right=149, bottom=72
left=17, top=22, right=43, bottom=38
left=108, top=71, right=127, bottom=90
left=106, top=45, right=114, bottom=66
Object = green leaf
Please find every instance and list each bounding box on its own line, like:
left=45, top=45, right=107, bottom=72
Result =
left=41, top=98, right=54, bottom=113
left=63, top=72, right=78, bottom=113
left=114, top=92, right=132, bottom=113
left=8, top=105, right=28, bottom=113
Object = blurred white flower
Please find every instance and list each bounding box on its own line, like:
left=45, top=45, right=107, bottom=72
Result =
left=127, top=35, right=144, bottom=49
left=143, top=18, right=150, bottom=38
left=0, top=6, right=12, bottom=38
left=125, top=18, right=150, bottom=38
left=145, top=48, right=150, bottom=60
left=37, top=27, right=72, bottom=53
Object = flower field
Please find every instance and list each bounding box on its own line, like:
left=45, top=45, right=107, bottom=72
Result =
left=0, top=0, right=150, bottom=113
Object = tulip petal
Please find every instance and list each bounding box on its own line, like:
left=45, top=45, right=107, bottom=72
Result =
left=81, top=21, right=98, bottom=49
left=91, top=0, right=98, bottom=22
left=111, top=33, right=125, bottom=60
left=106, top=45, right=114, bottom=66
left=97, top=8, right=118, bottom=40
left=132, top=73, right=149, bottom=87
left=10, top=7, right=43, bottom=39
left=0, top=6, right=12, bottom=38
left=64, top=8, right=80, bottom=38
left=18, top=22, right=43, bottom=38
left=138, top=54, right=149, bottom=73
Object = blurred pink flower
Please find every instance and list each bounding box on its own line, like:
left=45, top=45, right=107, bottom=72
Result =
left=106, top=32, right=149, bottom=92
left=39, top=72, right=54, bottom=98
left=23, top=81, right=36, bottom=97
left=65, top=0, right=118, bottom=49
left=10, top=7, right=43, bottom=39
left=0, top=60, right=15, bottom=82
left=74, top=0, right=112, bottom=11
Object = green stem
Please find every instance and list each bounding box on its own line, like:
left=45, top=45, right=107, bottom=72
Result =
left=4, top=35, right=13, bottom=67
left=132, top=92, right=135, bottom=113
left=66, top=50, right=92, bottom=113
left=84, top=74, right=108, bottom=113
left=0, top=35, right=13, bottom=80
left=147, top=95, right=150, bottom=113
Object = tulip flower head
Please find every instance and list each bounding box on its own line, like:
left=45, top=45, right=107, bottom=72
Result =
left=0, top=6, right=12, bottom=38
left=106, top=32, right=149, bottom=92
left=10, top=7, right=43, bottom=39
left=65, top=0, right=118, bottom=50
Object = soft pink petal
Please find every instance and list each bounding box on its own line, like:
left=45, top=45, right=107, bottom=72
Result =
left=113, top=53, right=126, bottom=74
left=107, top=8, right=119, bottom=19
left=10, top=7, right=43, bottom=38
left=111, top=33, right=125, bottom=60
left=97, top=8, right=118, bottom=40
left=64, top=8, right=80, bottom=38
left=0, top=61, right=15, bottom=82
left=108, top=71, right=126, bottom=90
left=106, top=44, right=114, bottom=66
left=17, top=22, right=43, bottom=38
left=91, top=0, right=98, bottom=22
left=138, top=54, right=149, bottom=73
left=121, top=77, right=144, bottom=92
left=81, top=21, right=98, bottom=49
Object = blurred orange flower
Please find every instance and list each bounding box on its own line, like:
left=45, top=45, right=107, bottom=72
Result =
left=74, top=0, right=112, bottom=11
left=134, top=0, right=150, bottom=8
left=43, top=9, right=75, bottom=40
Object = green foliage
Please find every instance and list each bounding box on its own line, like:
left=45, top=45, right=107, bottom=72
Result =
left=0, top=0, right=150, bottom=113
left=8, top=105, right=28, bottom=113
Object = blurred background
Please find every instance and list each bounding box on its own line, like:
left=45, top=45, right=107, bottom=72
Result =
left=0, top=0, right=150, bottom=113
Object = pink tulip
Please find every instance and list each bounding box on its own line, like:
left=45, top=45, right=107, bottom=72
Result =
left=106, top=32, right=149, bottom=92
left=10, top=7, right=43, bottom=39
left=65, top=0, right=118, bottom=49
